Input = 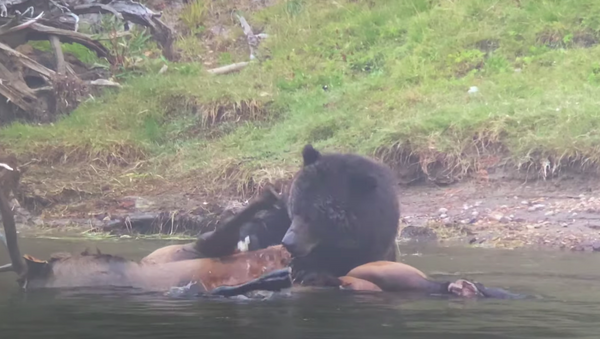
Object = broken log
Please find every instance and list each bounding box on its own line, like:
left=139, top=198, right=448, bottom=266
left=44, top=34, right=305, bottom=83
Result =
left=48, top=34, right=65, bottom=74
left=100, top=211, right=208, bottom=235
left=0, top=48, right=41, bottom=113
left=27, top=23, right=112, bottom=62
left=0, top=40, right=55, bottom=78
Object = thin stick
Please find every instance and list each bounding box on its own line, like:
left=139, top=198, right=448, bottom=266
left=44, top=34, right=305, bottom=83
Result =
left=0, top=263, right=13, bottom=273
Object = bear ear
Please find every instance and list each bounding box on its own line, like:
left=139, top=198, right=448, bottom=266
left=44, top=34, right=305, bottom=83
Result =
left=302, top=144, right=321, bottom=166
left=348, top=172, right=378, bottom=194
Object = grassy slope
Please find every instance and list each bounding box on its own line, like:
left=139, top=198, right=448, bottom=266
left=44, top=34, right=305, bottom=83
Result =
left=3, top=0, right=600, bottom=199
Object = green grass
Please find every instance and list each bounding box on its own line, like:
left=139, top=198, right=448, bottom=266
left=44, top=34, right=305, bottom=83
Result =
left=29, top=40, right=103, bottom=65
left=5, top=0, right=600, bottom=194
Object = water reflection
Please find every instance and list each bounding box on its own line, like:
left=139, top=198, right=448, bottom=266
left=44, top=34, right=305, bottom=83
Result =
left=1, top=238, right=600, bottom=338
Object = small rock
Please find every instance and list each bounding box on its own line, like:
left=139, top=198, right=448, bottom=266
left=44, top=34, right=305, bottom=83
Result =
left=469, top=238, right=477, bottom=244
left=467, top=86, right=479, bottom=94
left=499, top=217, right=510, bottom=224
left=571, top=245, right=585, bottom=252
left=474, top=201, right=483, bottom=207
left=544, top=211, right=555, bottom=216
left=463, top=204, right=471, bottom=210
left=489, top=211, right=504, bottom=222
left=500, top=205, right=508, bottom=209
left=438, top=208, right=448, bottom=214
left=528, top=204, right=546, bottom=212
left=440, top=213, right=448, bottom=219
left=521, top=200, right=529, bottom=205
left=120, top=235, right=132, bottom=239
left=442, top=217, right=452, bottom=225
left=399, top=226, right=438, bottom=243
left=471, top=211, right=479, bottom=217
left=561, top=223, right=568, bottom=227
left=123, top=196, right=154, bottom=210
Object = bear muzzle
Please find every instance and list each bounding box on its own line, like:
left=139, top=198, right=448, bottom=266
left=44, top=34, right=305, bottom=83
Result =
left=281, top=217, right=320, bottom=258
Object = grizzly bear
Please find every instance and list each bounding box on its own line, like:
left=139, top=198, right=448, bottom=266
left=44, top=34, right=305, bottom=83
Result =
left=281, top=144, right=400, bottom=284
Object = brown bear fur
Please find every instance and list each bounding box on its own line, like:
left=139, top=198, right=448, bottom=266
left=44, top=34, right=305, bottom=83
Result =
left=281, top=145, right=400, bottom=285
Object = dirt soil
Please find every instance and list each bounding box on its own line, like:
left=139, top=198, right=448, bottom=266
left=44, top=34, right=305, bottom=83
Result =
left=399, top=172, right=600, bottom=252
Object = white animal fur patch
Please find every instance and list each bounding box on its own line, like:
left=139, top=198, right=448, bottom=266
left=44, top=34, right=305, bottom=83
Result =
left=237, top=235, right=251, bottom=252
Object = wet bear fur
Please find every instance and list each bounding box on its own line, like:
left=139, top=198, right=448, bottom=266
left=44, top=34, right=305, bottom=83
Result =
left=282, top=144, right=400, bottom=284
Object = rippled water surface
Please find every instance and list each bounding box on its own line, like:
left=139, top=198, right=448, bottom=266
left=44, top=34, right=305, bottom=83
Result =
left=1, top=238, right=600, bottom=338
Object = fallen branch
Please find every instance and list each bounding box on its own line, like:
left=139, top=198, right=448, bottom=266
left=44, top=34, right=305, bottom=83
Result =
left=235, top=14, right=268, bottom=61
left=206, top=62, right=249, bottom=75
left=49, top=34, right=65, bottom=74
left=0, top=39, right=55, bottom=112
left=71, top=0, right=175, bottom=61
left=0, top=40, right=55, bottom=78
left=28, top=23, right=112, bottom=62
left=0, top=79, right=37, bottom=112
left=0, top=11, right=43, bottom=36
left=33, top=78, right=121, bottom=94
left=205, top=14, right=268, bottom=75
left=71, top=3, right=124, bottom=21
left=236, top=14, right=258, bottom=60
left=87, top=78, right=121, bottom=88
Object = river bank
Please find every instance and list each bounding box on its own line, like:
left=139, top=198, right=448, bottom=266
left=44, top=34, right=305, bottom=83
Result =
left=9, top=167, right=600, bottom=253
left=4, top=0, right=600, bottom=254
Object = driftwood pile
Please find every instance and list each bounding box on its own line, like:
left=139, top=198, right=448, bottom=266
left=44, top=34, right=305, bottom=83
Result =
left=0, top=0, right=174, bottom=124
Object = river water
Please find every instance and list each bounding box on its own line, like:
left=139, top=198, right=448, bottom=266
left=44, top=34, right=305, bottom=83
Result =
left=0, top=237, right=599, bottom=338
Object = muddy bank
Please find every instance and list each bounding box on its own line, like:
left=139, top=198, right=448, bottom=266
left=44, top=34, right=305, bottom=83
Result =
left=398, top=174, right=600, bottom=252
left=10, top=192, right=248, bottom=238
left=8, top=171, right=600, bottom=252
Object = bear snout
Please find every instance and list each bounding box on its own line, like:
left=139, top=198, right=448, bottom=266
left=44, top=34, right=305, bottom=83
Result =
left=281, top=230, right=302, bottom=256
left=281, top=226, right=320, bottom=258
